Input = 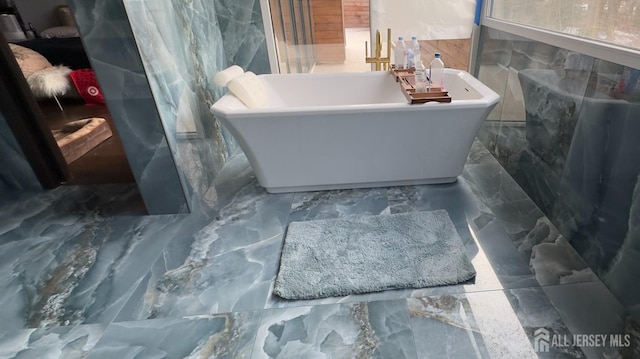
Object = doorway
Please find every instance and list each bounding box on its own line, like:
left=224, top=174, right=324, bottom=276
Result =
left=312, top=0, right=371, bottom=73
left=267, top=0, right=372, bottom=74
left=37, top=100, right=134, bottom=185
left=1, top=2, right=135, bottom=186
left=268, top=0, right=315, bottom=74
left=266, top=0, right=474, bottom=75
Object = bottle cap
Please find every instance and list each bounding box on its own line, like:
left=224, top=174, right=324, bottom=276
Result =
left=435, top=52, right=441, bottom=58
left=411, top=36, right=417, bottom=40
left=398, top=36, right=403, bottom=40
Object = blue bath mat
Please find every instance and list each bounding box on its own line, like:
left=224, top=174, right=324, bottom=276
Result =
left=274, top=210, right=476, bottom=300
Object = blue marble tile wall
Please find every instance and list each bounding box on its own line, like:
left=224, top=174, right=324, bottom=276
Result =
left=474, top=26, right=640, bottom=320
left=0, top=112, right=41, bottom=200
left=66, top=0, right=189, bottom=215
left=122, top=0, right=269, bottom=213
left=215, top=0, right=271, bottom=75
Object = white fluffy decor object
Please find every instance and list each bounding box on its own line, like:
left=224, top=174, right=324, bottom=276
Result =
left=27, top=65, right=72, bottom=98
left=27, top=65, right=72, bottom=111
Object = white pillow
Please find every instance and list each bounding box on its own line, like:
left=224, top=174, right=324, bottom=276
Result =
left=227, top=71, right=268, bottom=108
left=213, top=65, right=244, bottom=86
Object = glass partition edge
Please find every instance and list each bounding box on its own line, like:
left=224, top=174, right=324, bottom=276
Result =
left=259, top=0, right=281, bottom=74
left=481, top=2, right=640, bottom=70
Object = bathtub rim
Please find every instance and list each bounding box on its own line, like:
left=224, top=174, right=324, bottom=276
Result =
left=210, top=69, right=500, bottom=118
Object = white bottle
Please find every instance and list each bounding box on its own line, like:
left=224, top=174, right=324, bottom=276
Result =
left=414, top=62, right=428, bottom=92
left=429, top=52, right=445, bottom=90
left=394, top=36, right=407, bottom=70
left=408, top=36, right=420, bottom=69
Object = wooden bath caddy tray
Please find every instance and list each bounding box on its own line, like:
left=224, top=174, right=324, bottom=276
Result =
left=390, top=67, right=452, bottom=104
left=52, top=117, right=112, bottom=164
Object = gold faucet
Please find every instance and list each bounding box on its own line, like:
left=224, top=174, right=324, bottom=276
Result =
left=365, top=28, right=391, bottom=71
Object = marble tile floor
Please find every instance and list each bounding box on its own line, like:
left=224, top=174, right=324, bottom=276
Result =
left=0, top=141, right=631, bottom=358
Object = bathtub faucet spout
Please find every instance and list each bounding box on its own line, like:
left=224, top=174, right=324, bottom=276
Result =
left=365, top=28, right=391, bottom=71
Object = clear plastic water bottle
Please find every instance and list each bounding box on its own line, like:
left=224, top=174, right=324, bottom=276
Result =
left=414, top=62, right=428, bottom=92
left=429, top=52, right=445, bottom=90
left=406, top=47, right=414, bottom=69
left=408, top=36, right=420, bottom=69
left=394, top=36, right=407, bottom=69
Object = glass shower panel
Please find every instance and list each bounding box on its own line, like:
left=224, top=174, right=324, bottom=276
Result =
left=301, top=0, right=315, bottom=71
left=281, top=0, right=299, bottom=72
left=370, top=0, right=476, bottom=71
left=269, top=0, right=289, bottom=72
left=292, top=0, right=312, bottom=72
left=269, top=0, right=372, bottom=74
left=490, top=0, right=640, bottom=51
left=269, top=0, right=315, bottom=73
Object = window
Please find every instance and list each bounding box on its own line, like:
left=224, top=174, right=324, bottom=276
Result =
left=489, top=0, right=640, bottom=51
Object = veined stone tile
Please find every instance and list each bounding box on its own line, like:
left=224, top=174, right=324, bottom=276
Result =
left=88, top=312, right=261, bottom=358
left=0, top=185, right=194, bottom=333
left=543, top=281, right=630, bottom=358
left=0, top=324, right=106, bottom=359
left=114, top=180, right=294, bottom=320
left=252, top=300, right=417, bottom=359
left=288, top=187, right=390, bottom=222
left=408, top=288, right=585, bottom=358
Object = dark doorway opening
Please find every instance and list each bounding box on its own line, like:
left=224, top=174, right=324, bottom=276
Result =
left=1, top=3, right=136, bottom=187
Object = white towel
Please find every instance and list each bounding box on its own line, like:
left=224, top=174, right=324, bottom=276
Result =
left=213, top=65, right=244, bottom=86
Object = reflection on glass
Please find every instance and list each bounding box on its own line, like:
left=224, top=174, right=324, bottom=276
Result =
left=475, top=25, right=640, bottom=324
left=268, top=1, right=477, bottom=74
left=268, top=0, right=314, bottom=73
left=490, top=0, right=640, bottom=51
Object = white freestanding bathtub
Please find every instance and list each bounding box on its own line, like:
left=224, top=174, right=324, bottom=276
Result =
left=210, top=69, right=499, bottom=193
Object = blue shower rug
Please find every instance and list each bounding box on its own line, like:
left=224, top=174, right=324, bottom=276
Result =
left=274, top=209, right=476, bottom=300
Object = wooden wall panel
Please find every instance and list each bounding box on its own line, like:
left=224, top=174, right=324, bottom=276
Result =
left=343, top=0, right=369, bottom=28
left=418, top=38, right=471, bottom=71
left=310, top=0, right=345, bottom=63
